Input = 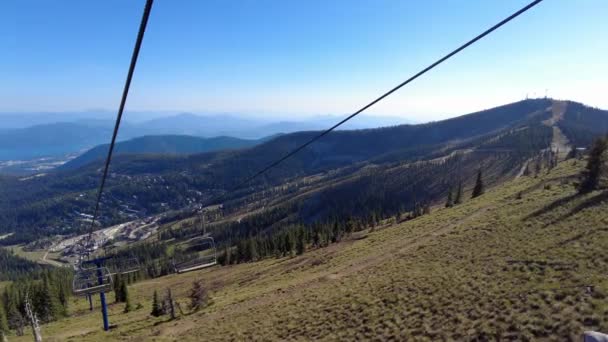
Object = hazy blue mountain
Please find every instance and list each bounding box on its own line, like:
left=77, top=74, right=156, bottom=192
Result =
left=61, top=134, right=262, bottom=170
left=0, top=111, right=411, bottom=162
left=0, top=110, right=177, bottom=129
left=0, top=122, right=114, bottom=160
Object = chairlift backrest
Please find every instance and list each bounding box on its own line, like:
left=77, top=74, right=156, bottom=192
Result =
left=72, top=266, right=113, bottom=296
left=173, top=236, right=217, bottom=273
left=116, top=257, right=141, bottom=275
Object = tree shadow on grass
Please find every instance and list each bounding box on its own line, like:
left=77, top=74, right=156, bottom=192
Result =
left=551, top=190, right=608, bottom=224
left=524, top=193, right=580, bottom=220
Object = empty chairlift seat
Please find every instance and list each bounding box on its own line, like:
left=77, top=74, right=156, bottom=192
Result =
left=72, top=266, right=113, bottom=296
left=173, top=236, right=217, bottom=273
left=115, top=257, right=141, bottom=275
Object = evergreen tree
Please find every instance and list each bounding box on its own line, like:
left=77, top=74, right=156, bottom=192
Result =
left=166, top=289, right=176, bottom=320
left=445, top=187, right=454, bottom=208
left=114, top=274, right=124, bottom=303
left=423, top=203, right=431, bottom=215
left=284, top=232, right=295, bottom=257
left=0, top=298, right=8, bottom=342
left=296, top=229, right=306, bottom=255
left=151, top=290, right=162, bottom=317
left=6, top=298, right=24, bottom=336
left=579, top=136, right=608, bottom=192
left=122, top=282, right=132, bottom=313
left=38, top=276, right=61, bottom=322
left=471, top=169, right=485, bottom=198
left=223, top=246, right=231, bottom=265
left=454, top=181, right=463, bottom=205
left=247, top=238, right=258, bottom=261
left=189, top=280, right=209, bottom=312
left=57, top=283, right=68, bottom=315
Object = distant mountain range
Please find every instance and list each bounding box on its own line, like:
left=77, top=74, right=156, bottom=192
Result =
left=0, top=111, right=411, bottom=162
left=61, top=135, right=264, bottom=170
left=2, top=98, right=607, bottom=245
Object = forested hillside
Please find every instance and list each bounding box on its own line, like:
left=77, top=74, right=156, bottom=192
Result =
left=0, top=248, right=43, bottom=281
left=8, top=157, right=608, bottom=341
left=0, top=99, right=605, bottom=247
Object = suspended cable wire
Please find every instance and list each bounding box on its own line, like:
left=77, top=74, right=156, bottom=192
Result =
left=201, top=0, right=545, bottom=207
left=82, top=0, right=544, bottom=244
left=86, top=0, right=154, bottom=250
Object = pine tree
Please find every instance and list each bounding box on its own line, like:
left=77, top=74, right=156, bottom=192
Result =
left=296, top=229, right=306, bottom=255
left=151, top=290, right=162, bottom=317
left=6, top=298, right=24, bottom=336
left=222, top=246, right=231, bottom=266
left=0, top=298, right=8, bottom=342
left=123, top=282, right=132, bottom=313
left=38, top=276, right=61, bottom=322
left=534, top=159, right=542, bottom=178
left=247, top=238, right=258, bottom=261
left=454, top=181, right=463, bottom=205
left=114, top=274, right=124, bottom=303
left=189, top=280, right=209, bottom=312
left=58, top=283, right=68, bottom=316
left=166, top=289, right=176, bottom=320
left=284, top=232, right=295, bottom=257
left=423, top=203, right=431, bottom=215
left=471, top=169, right=485, bottom=198
left=579, top=136, right=608, bottom=192
left=445, top=187, right=454, bottom=208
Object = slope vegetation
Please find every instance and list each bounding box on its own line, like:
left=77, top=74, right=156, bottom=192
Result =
left=0, top=99, right=561, bottom=243
left=13, top=159, right=608, bottom=341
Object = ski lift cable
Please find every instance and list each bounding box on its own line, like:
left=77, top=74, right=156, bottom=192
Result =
left=84, top=0, right=543, bottom=245
left=85, top=0, right=154, bottom=251
left=196, top=0, right=545, bottom=208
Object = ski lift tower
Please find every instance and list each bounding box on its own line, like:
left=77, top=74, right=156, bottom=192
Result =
left=74, top=254, right=142, bottom=331
left=75, top=256, right=114, bottom=331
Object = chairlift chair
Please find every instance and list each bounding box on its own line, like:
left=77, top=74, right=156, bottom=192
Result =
left=173, top=236, right=217, bottom=273
left=115, top=257, right=141, bottom=275
left=72, top=266, right=113, bottom=296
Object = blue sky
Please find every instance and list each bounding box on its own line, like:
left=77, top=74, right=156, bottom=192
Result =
left=1, top=0, right=606, bottom=121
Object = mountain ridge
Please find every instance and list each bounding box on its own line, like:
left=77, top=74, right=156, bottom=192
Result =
left=0, top=98, right=605, bottom=245
left=60, top=135, right=264, bottom=171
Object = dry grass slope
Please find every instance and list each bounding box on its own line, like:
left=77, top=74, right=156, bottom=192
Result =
left=11, top=159, right=608, bottom=341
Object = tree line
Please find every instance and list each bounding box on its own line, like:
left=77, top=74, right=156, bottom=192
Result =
left=0, top=268, right=72, bottom=338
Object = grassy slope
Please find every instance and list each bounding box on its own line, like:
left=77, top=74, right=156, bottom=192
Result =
left=13, top=159, right=608, bottom=341
left=3, top=244, right=64, bottom=266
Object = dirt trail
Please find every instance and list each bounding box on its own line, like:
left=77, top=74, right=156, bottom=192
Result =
left=515, top=158, right=532, bottom=179
left=41, top=250, right=67, bottom=267
left=544, top=100, right=571, bottom=159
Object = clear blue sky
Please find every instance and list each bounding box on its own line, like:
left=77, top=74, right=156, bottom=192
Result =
left=1, top=0, right=606, bottom=121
